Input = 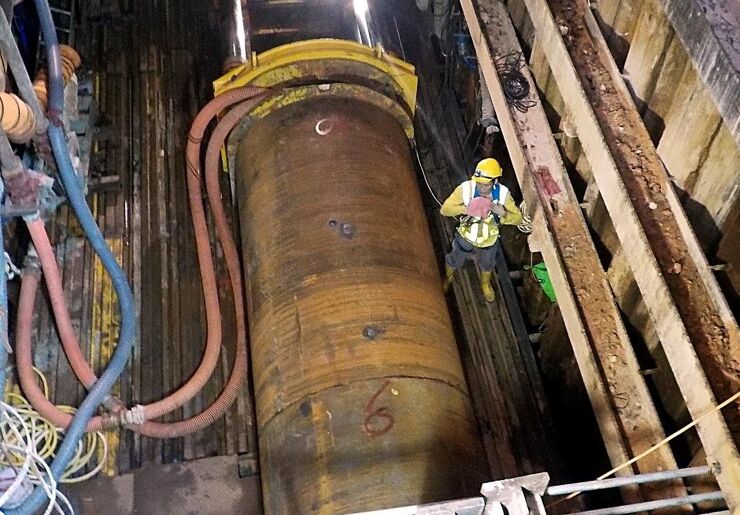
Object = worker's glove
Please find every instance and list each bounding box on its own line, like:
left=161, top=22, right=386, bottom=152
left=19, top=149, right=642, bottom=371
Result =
left=490, top=204, right=507, bottom=217
left=466, top=197, right=493, bottom=218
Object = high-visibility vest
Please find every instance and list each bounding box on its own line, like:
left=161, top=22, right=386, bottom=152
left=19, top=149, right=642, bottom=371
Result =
left=458, top=180, right=510, bottom=247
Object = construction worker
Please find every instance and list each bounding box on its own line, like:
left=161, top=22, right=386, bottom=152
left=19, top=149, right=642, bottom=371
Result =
left=440, top=158, right=522, bottom=302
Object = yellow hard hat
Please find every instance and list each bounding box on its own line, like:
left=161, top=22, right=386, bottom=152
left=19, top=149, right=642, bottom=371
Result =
left=472, top=158, right=502, bottom=183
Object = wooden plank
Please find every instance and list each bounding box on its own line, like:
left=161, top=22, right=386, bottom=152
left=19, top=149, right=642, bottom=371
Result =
left=117, top=29, right=136, bottom=475
left=99, top=41, right=126, bottom=476
left=630, top=28, right=689, bottom=143
left=655, top=60, right=739, bottom=247
left=685, top=124, right=740, bottom=246
left=55, top=236, right=86, bottom=409
left=530, top=38, right=566, bottom=127
left=494, top=249, right=552, bottom=434
left=137, top=39, right=164, bottom=465
left=177, top=79, right=207, bottom=463
left=505, top=0, right=535, bottom=47
left=657, top=0, right=740, bottom=144
left=161, top=45, right=184, bottom=466
left=520, top=0, right=740, bottom=505
left=604, top=0, right=641, bottom=68
left=657, top=65, right=723, bottom=193
left=150, top=45, right=174, bottom=465
left=128, top=6, right=144, bottom=470
left=36, top=208, right=62, bottom=406
left=621, top=0, right=675, bottom=118
left=716, top=200, right=740, bottom=303
left=49, top=207, right=72, bottom=408
left=435, top=199, right=548, bottom=478
left=33, top=246, right=54, bottom=399
left=213, top=122, right=239, bottom=457
left=90, top=236, right=124, bottom=476
left=462, top=0, right=686, bottom=503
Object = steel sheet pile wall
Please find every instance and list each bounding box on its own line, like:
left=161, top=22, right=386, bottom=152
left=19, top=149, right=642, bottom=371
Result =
left=235, top=95, right=487, bottom=514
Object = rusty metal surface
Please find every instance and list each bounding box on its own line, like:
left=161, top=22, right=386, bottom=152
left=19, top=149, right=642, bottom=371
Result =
left=24, top=0, right=256, bottom=474
left=236, top=96, right=488, bottom=513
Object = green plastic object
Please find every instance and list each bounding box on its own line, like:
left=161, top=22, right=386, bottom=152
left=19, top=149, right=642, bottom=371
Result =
left=532, top=262, right=556, bottom=303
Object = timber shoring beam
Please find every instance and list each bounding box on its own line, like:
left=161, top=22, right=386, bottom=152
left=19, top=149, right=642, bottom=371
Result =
left=459, top=0, right=687, bottom=504
left=518, top=0, right=740, bottom=506
left=656, top=0, right=740, bottom=144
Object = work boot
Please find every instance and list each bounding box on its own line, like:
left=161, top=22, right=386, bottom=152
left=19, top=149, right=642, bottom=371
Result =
left=479, top=271, right=496, bottom=302
left=442, top=265, right=455, bottom=293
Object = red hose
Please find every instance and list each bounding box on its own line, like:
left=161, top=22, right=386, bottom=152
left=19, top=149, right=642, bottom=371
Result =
left=129, top=88, right=270, bottom=437
left=135, top=95, right=271, bottom=436
left=15, top=268, right=119, bottom=430
left=15, top=86, right=269, bottom=436
left=26, top=219, right=97, bottom=389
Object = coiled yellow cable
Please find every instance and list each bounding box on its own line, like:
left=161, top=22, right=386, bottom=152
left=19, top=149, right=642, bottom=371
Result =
left=2, top=368, right=108, bottom=484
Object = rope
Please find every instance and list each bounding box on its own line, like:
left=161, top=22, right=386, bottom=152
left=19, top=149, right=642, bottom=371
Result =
left=0, top=368, right=110, bottom=513
left=547, top=390, right=740, bottom=508
left=0, top=401, right=75, bottom=514
left=4, top=253, right=21, bottom=281
left=516, top=200, right=532, bottom=234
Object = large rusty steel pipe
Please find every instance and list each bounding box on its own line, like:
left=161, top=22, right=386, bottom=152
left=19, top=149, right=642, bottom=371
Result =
left=235, top=95, right=487, bottom=514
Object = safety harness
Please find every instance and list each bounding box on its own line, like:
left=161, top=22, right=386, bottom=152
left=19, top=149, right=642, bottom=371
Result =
left=459, top=180, right=510, bottom=246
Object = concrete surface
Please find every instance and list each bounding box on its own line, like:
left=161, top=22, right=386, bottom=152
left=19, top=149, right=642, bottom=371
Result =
left=62, top=455, right=263, bottom=514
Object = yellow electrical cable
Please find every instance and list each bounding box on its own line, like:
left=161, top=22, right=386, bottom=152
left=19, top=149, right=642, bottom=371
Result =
left=2, top=369, right=108, bottom=484
left=547, top=390, right=740, bottom=508
left=32, top=367, right=50, bottom=399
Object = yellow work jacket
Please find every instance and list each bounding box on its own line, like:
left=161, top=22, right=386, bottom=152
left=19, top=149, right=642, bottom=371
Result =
left=440, top=180, right=523, bottom=248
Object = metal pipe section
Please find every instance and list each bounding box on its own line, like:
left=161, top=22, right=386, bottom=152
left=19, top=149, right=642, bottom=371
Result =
left=569, top=492, right=725, bottom=515
left=546, top=466, right=712, bottom=496
left=0, top=11, right=47, bottom=132
left=222, top=0, right=251, bottom=71
left=0, top=127, right=21, bottom=174
left=235, top=94, right=487, bottom=513
left=0, top=176, right=7, bottom=401
left=352, top=0, right=380, bottom=48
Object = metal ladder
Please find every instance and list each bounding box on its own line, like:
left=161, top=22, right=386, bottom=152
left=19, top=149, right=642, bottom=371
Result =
left=351, top=468, right=728, bottom=514
left=36, top=0, right=75, bottom=64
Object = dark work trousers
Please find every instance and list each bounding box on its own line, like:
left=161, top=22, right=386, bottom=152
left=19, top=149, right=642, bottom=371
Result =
left=445, top=234, right=501, bottom=272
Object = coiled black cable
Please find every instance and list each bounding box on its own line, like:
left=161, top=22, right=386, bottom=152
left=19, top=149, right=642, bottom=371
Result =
left=496, top=52, right=538, bottom=113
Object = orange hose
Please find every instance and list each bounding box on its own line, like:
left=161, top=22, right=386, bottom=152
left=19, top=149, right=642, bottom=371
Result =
left=33, top=44, right=81, bottom=110
left=15, top=86, right=269, bottom=436
left=128, top=87, right=270, bottom=437
left=0, top=92, right=37, bottom=143
left=133, top=93, right=271, bottom=437
left=26, top=220, right=97, bottom=388
left=15, top=269, right=119, bottom=430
